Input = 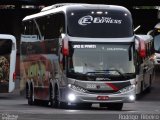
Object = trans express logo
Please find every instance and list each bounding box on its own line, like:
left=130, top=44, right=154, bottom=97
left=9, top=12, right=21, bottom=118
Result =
left=78, top=15, right=122, bottom=26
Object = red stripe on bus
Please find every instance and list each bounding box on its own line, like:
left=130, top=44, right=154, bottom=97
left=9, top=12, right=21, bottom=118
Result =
left=106, top=83, right=119, bottom=91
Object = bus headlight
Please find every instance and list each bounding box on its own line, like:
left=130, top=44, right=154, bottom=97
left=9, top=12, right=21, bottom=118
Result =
left=119, top=85, right=135, bottom=93
left=129, top=95, right=135, bottom=101
left=68, top=84, right=88, bottom=93
left=68, top=93, right=76, bottom=102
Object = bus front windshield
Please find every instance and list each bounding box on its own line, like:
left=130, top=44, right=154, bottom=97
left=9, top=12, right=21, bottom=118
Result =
left=67, top=43, right=136, bottom=81
left=67, top=10, right=133, bottom=38
left=154, top=30, right=160, bottom=52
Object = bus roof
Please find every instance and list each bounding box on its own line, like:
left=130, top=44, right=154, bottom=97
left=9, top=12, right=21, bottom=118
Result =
left=23, top=3, right=131, bottom=21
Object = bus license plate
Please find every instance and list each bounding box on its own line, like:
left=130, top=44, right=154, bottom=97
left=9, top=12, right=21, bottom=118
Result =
left=97, top=96, right=109, bottom=100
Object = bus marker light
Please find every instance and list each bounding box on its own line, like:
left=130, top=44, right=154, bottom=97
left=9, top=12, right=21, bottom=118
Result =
left=62, top=37, right=69, bottom=56
left=13, top=72, right=16, bottom=81
left=139, top=49, right=146, bottom=58
left=96, top=11, right=103, bottom=14
left=139, top=39, right=146, bottom=58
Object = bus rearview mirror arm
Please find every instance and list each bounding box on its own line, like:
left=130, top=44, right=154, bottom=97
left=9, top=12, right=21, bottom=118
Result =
left=134, top=25, right=141, bottom=33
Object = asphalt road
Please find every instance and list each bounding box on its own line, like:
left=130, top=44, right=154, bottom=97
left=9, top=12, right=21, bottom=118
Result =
left=0, top=71, right=160, bottom=120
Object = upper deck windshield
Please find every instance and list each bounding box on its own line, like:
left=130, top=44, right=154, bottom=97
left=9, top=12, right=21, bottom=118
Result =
left=67, top=42, right=136, bottom=81
left=67, top=9, right=133, bottom=38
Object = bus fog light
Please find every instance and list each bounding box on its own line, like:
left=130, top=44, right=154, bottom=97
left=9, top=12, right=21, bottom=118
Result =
left=129, top=95, right=135, bottom=101
left=68, top=93, right=76, bottom=102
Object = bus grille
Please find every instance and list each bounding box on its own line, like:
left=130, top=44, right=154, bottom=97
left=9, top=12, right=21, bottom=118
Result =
left=87, top=90, right=118, bottom=94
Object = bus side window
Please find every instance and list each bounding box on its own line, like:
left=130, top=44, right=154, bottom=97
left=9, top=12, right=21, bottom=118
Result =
left=37, top=13, right=65, bottom=40
left=52, top=13, right=65, bottom=38
left=35, top=17, right=46, bottom=40
left=58, top=13, right=65, bottom=36
left=22, top=20, right=40, bottom=41
left=22, top=21, right=32, bottom=35
left=44, top=15, right=59, bottom=39
left=45, top=15, right=54, bottom=39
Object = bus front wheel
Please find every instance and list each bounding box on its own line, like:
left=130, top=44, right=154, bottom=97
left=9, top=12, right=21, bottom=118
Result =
left=50, top=85, right=60, bottom=108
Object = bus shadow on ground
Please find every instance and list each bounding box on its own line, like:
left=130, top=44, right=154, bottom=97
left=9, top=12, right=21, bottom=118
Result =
left=29, top=101, right=133, bottom=111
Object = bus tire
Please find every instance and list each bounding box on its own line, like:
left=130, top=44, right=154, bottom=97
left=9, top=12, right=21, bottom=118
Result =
left=26, top=83, right=29, bottom=99
left=50, top=84, right=60, bottom=108
left=28, top=84, right=34, bottom=105
left=107, top=103, right=123, bottom=110
left=50, top=85, right=56, bottom=108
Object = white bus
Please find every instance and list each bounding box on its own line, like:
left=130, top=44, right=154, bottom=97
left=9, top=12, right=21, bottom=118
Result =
left=0, top=34, right=17, bottom=93
left=21, top=3, right=154, bottom=110
left=134, top=35, right=154, bottom=95
left=148, top=23, right=160, bottom=69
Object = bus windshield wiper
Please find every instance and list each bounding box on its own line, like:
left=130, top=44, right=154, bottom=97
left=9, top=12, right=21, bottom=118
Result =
left=85, top=71, right=111, bottom=81
left=122, top=73, right=136, bottom=78
left=94, top=69, right=127, bottom=78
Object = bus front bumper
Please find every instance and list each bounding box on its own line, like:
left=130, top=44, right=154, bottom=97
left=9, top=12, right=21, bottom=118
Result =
left=60, top=86, right=136, bottom=104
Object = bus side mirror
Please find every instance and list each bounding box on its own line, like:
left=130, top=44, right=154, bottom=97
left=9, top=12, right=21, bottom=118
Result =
left=134, top=25, right=141, bottom=33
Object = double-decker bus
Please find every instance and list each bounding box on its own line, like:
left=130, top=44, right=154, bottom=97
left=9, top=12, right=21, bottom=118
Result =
left=21, top=4, right=154, bottom=110
left=0, top=34, right=17, bottom=93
